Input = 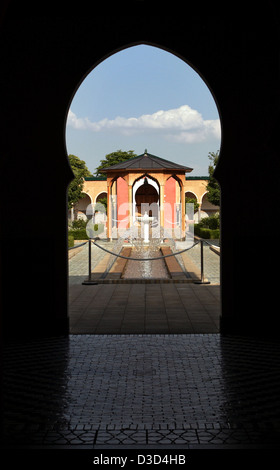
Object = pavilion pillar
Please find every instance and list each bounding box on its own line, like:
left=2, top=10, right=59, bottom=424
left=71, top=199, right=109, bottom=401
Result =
left=128, top=184, right=133, bottom=227
left=180, top=185, right=186, bottom=239
left=160, top=184, right=165, bottom=228
left=107, top=182, right=112, bottom=240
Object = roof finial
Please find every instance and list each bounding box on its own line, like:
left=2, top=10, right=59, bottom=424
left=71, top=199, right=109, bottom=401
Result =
left=144, top=148, right=147, bottom=156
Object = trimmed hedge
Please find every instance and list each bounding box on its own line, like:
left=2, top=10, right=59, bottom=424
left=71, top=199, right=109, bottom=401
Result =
left=194, top=225, right=220, bottom=239
left=68, top=223, right=105, bottom=240
left=68, top=234, right=74, bottom=248
left=68, top=229, right=89, bottom=240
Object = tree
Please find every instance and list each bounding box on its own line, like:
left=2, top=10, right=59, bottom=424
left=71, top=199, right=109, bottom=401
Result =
left=207, top=150, right=220, bottom=207
left=96, top=196, right=107, bottom=214
left=95, top=149, right=137, bottom=176
left=185, top=196, right=200, bottom=214
left=68, top=154, right=92, bottom=210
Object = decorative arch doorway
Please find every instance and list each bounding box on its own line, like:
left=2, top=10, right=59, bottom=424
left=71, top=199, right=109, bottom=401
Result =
left=66, top=42, right=222, bottom=334
left=133, top=175, right=159, bottom=221
left=2, top=2, right=276, bottom=342
left=135, top=182, right=158, bottom=215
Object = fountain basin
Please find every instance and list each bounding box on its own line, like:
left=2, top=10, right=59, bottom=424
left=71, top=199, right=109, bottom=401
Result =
left=122, top=246, right=170, bottom=280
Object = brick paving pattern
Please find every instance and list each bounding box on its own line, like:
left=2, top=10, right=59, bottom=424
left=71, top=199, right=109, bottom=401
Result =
left=185, top=242, right=220, bottom=284
left=69, top=283, right=220, bottom=334
left=2, top=334, right=280, bottom=449
left=68, top=240, right=221, bottom=335
left=4, top=242, right=277, bottom=451
left=68, top=241, right=116, bottom=285
left=68, top=239, right=220, bottom=285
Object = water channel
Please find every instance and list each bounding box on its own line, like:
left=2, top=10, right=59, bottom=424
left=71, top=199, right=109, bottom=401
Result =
left=104, top=223, right=185, bottom=280
left=122, top=247, right=170, bottom=279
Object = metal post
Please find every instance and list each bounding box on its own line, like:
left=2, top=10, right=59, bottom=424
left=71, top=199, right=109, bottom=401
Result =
left=194, top=239, right=210, bottom=284
left=200, top=239, right=204, bottom=282
left=88, top=238, right=92, bottom=281
left=82, top=238, right=97, bottom=285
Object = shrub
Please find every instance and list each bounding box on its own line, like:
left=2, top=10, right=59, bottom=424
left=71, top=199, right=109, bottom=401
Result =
left=68, top=223, right=105, bottom=240
left=72, top=218, right=88, bottom=229
left=197, top=214, right=220, bottom=229
left=68, top=234, right=74, bottom=248
left=68, top=229, right=89, bottom=240
left=195, top=226, right=211, bottom=238
left=211, top=229, right=220, bottom=239
left=194, top=225, right=220, bottom=239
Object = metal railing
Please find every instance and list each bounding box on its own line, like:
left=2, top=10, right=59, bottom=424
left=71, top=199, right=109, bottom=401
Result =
left=69, top=235, right=220, bottom=284
left=193, top=236, right=220, bottom=284
left=68, top=241, right=88, bottom=250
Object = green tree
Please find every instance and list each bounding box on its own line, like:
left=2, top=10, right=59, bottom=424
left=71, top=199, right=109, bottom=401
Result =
left=68, top=154, right=92, bottom=210
left=96, top=196, right=107, bottom=214
left=95, top=149, right=137, bottom=176
left=185, top=197, right=200, bottom=214
left=207, top=150, right=220, bottom=207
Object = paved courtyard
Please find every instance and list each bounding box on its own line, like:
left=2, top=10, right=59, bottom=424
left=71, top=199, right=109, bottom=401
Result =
left=69, top=283, right=220, bottom=334
left=68, top=240, right=221, bottom=334
left=4, top=242, right=278, bottom=457
left=68, top=239, right=220, bottom=285
left=2, top=334, right=280, bottom=453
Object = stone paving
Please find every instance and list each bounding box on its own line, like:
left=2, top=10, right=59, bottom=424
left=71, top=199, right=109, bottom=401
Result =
left=2, top=334, right=280, bottom=451
left=68, top=239, right=220, bottom=285
left=185, top=242, right=220, bottom=284
left=68, top=240, right=116, bottom=285
left=69, top=283, right=220, bottom=334
left=68, top=240, right=221, bottom=335
left=4, top=241, right=278, bottom=454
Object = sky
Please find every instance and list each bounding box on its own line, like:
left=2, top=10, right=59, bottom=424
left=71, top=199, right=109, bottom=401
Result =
left=65, top=45, right=221, bottom=176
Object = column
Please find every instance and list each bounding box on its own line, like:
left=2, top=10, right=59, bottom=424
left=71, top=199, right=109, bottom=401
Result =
left=128, top=184, right=133, bottom=227
left=198, top=204, right=201, bottom=222
left=181, top=185, right=185, bottom=240
left=107, top=183, right=112, bottom=240
left=160, top=184, right=165, bottom=228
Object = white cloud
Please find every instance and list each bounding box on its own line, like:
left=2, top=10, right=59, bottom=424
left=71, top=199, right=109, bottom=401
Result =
left=67, top=105, right=221, bottom=143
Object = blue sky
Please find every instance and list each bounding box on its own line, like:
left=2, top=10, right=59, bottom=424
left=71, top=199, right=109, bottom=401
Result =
left=66, top=45, right=221, bottom=176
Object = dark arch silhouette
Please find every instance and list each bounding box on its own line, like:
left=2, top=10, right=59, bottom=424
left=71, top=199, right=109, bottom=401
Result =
left=1, top=3, right=279, bottom=341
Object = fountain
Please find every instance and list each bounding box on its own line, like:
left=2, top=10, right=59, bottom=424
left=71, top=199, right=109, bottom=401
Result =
left=122, top=224, right=169, bottom=280
left=100, top=207, right=192, bottom=280
left=136, top=211, right=154, bottom=243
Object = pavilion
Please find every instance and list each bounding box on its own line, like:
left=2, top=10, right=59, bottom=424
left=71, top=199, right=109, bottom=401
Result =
left=74, top=151, right=219, bottom=239
left=101, top=150, right=193, bottom=239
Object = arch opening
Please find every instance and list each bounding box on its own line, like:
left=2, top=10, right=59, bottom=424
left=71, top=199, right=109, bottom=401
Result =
left=135, top=182, right=159, bottom=215
left=66, top=42, right=222, bottom=335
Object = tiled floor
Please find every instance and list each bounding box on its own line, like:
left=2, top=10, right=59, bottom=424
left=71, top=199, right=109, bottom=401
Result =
left=2, top=244, right=278, bottom=458
left=2, top=334, right=280, bottom=452
left=69, top=283, right=221, bottom=334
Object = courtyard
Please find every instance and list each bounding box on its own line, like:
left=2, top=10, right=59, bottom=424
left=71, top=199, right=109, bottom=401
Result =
left=2, top=334, right=280, bottom=452
left=68, top=239, right=220, bottom=334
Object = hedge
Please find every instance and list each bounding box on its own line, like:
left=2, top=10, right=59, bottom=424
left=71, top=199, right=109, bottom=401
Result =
left=68, top=234, right=74, bottom=248
left=68, top=229, right=89, bottom=240
left=68, top=224, right=105, bottom=240
left=194, top=225, right=220, bottom=239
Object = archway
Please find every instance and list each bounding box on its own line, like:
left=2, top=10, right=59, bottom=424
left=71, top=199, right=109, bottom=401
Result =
left=135, top=178, right=159, bottom=216
left=66, top=43, right=222, bottom=334
left=131, top=174, right=160, bottom=224
left=185, top=191, right=199, bottom=222
left=111, top=176, right=129, bottom=231
left=201, top=192, right=219, bottom=217
left=95, top=191, right=107, bottom=204
left=71, top=192, right=92, bottom=221
left=164, top=176, right=181, bottom=231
